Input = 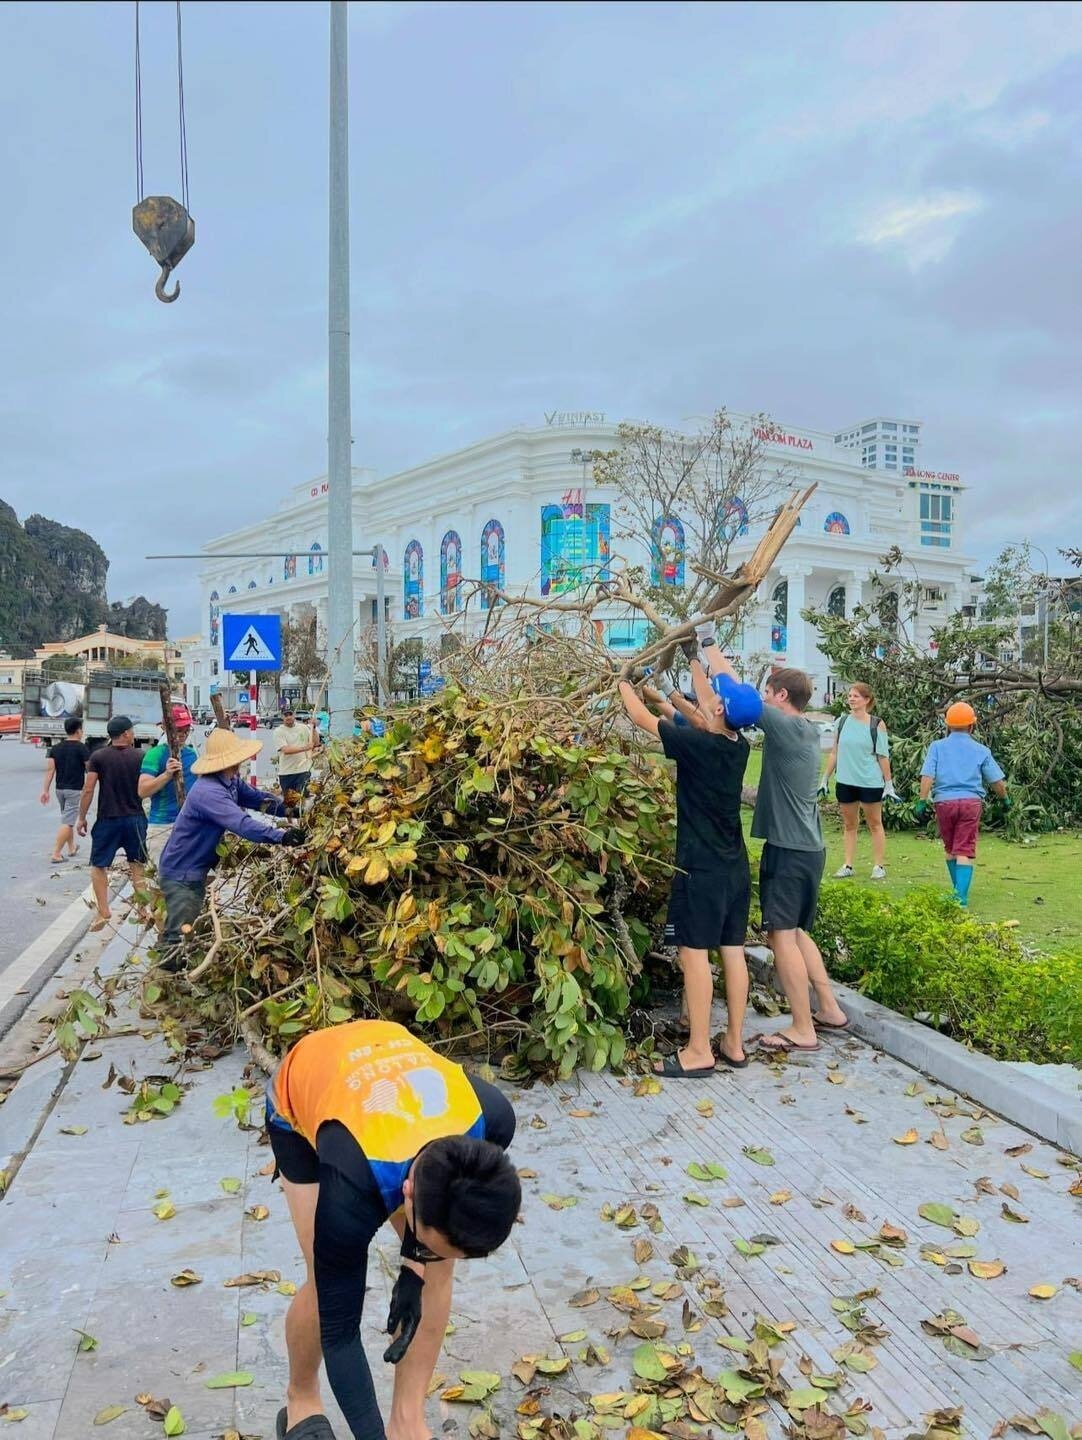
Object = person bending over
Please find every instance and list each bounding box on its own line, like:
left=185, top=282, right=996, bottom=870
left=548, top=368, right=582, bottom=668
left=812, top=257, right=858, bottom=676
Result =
left=266, top=1019, right=520, bottom=1440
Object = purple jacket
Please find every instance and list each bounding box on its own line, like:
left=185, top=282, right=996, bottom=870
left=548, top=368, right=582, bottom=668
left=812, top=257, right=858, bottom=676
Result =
left=159, top=773, right=286, bottom=883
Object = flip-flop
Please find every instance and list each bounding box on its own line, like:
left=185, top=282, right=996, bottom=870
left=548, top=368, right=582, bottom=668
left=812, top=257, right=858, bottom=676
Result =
left=654, top=1054, right=717, bottom=1079
left=757, top=1033, right=821, bottom=1054
left=278, top=1408, right=338, bottom=1440
left=716, top=1048, right=749, bottom=1069
left=88, top=915, right=110, bottom=933
left=813, top=1016, right=850, bottom=1031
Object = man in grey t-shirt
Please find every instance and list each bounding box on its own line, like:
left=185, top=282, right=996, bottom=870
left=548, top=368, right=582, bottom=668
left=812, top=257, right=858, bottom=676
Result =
left=702, top=644, right=847, bottom=1052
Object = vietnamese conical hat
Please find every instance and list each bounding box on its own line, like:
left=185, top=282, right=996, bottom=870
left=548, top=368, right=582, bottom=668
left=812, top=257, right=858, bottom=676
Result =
left=191, top=726, right=263, bottom=774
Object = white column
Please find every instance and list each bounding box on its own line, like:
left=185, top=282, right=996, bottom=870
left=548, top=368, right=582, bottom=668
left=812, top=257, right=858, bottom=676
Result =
left=844, top=569, right=869, bottom=619
left=783, top=565, right=810, bottom=667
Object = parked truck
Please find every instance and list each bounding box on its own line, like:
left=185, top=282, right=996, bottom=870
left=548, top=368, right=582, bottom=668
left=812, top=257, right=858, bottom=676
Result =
left=21, top=669, right=183, bottom=751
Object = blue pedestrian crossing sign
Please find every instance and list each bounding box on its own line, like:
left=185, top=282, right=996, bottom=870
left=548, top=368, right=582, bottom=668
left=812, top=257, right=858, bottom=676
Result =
left=222, top=613, right=282, bottom=672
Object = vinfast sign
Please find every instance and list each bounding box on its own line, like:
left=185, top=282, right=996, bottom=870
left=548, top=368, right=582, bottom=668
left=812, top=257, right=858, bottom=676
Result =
left=752, top=426, right=814, bottom=451
left=545, top=410, right=606, bottom=427
left=905, top=468, right=961, bottom=483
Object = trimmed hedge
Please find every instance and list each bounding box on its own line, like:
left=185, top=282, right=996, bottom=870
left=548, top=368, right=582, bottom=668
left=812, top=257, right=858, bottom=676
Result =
left=811, top=883, right=1081, bottom=1066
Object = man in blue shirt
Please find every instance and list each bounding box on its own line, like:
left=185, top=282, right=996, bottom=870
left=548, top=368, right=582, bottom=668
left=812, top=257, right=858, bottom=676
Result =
left=157, top=727, right=304, bottom=971
left=138, top=704, right=199, bottom=866
left=915, top=702, right=1008, bottom=907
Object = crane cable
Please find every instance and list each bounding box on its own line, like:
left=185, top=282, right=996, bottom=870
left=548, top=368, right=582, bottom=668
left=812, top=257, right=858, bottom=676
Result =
left=134, top=0, right=190, bottom=211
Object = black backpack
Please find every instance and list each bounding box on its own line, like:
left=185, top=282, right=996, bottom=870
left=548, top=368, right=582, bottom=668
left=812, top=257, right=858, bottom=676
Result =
left=837, top=712, right=884, bottom=753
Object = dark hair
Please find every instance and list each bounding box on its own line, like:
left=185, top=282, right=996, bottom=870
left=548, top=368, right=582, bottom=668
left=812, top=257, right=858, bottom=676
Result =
left=415, top=1136, right=521, bottom=1259
left=766, top=667, right=812, bottom=711
left=64, top=717, right=83, bottom=736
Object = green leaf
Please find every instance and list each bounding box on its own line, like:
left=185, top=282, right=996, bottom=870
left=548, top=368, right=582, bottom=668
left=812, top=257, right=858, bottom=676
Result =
left=686, top=1161, right=726, bottom=1182
left=59, top=1125, right=88, bottom=1136
left=631, top=1342, right=668, bottom=1381
left=742, top=1145, right=775, bottom=1166
left=74, top=1329, right=99, bottom=1352
left=242, top=1311, right=258, bottom=1326
left=683, top=1192, right=710, bottom=1207
left=204, top=1372, right=254, bottom=1389
left=1069, top=1352, right=1082, bottom=1372
left=718, top=1369, right=765, bottom=1403
left=93, top=1406, right=127, bottom=1425
left=917, top=1202, right=957, bottom=1228
left=788, top=1387, right=828, bottom=1410
left=220, top=1177, right=243, bottom=1194
left=163, top=1406, right=186, bottom=1437
left=733, top=1238, right=766, bottom=1257
left=1036, top=1413, right=1070, bottom=1440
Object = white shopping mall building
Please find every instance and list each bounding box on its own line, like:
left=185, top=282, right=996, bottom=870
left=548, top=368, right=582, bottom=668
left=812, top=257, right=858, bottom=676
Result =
left=183, top=411, right=974, bottom=710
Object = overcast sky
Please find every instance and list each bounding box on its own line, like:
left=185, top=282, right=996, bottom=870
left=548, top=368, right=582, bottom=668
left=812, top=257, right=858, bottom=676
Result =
left=2, top=1, right=1080, bottom=635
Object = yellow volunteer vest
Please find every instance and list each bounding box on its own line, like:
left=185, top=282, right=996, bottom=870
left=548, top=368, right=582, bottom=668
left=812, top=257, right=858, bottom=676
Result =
left=271, top=1020, right=483, bottom=1211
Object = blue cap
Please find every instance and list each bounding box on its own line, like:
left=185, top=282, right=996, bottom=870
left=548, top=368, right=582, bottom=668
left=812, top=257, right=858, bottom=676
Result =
left=710, top=674, right=763, bottom=729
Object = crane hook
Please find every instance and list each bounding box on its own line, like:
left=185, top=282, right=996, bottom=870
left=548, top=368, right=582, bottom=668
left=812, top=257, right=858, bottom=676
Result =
left=155, top=263, right=180, bottom=304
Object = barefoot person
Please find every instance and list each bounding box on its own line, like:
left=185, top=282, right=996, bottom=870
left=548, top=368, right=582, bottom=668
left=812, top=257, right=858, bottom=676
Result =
left=619, top=657, right=763, bottom=1075
left=700, top=649, right=848, bottom=1052
left=39, top=717, right=89, bottom=862
left=76, top=715, right=148, bottom=931
left=915, top=701, right=1008, bottom=907
left=818, top=683, right=898, bottom=880
left=266, top=1019, right=520, bottom=1440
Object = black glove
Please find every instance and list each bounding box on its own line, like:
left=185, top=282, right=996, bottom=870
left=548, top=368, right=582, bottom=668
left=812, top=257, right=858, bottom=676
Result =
left=383, top=1264, right=424, bottom=1364
left=279, top=827, right=306, bottom=847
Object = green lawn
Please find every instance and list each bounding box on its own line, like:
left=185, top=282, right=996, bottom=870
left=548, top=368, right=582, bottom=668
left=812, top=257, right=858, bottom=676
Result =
left=740, top=746, right=1078, bottom=955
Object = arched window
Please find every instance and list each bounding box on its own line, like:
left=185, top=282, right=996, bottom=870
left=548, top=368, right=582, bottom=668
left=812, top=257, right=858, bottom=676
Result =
left=209, top=591, right=220, bottom=646
left=719, top=497, right=750, bottom=541
left=827, top=584, right=846, bottom=618
left=440, top=530, right=463, bottom=614
left=651, top=515, right=686, bottom=587
left=824, top=511, right=851, bottom=535
left=308, top=542, right=324, bottom=576
left=228, top=585, right=237, bottom=594
left=403, top=540, right=423, bottom=619
left=771, top=580, right=788, bottom=653
left=247, top=579, right=257, bottom=590
left=480, top=519, right=505, bottom=609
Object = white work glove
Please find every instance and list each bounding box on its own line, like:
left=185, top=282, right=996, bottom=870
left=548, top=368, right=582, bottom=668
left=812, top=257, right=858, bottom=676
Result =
left=883, top=781, right=901, bottom=802
left=817, top=777, right=830, bottom=799
left=655, top=668, right=679, bottom=698
left=694, top=619, right=718, bottom=649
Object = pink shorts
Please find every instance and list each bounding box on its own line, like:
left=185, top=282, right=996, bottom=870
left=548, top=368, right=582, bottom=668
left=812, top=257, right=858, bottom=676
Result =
left=935, top=799, right=982, bottom=859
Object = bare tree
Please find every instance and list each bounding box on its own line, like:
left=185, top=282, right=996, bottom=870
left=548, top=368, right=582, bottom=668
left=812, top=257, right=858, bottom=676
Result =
left=593, top=411, right=787, bottom=630
left=282, top=614, right=327, bottom=707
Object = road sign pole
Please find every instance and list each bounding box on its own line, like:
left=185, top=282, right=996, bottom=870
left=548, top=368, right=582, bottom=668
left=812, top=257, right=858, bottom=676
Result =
left=249, top=667, right=259, bottom=780
left=326, top=0, right=355, bottom=741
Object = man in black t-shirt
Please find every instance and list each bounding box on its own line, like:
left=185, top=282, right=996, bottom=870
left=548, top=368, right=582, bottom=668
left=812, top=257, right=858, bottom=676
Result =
left=76, top=715, right=148, bottom=931
left=39, top=717, right=90, bottom=862
left=619, top=658, right=763, bottom=1077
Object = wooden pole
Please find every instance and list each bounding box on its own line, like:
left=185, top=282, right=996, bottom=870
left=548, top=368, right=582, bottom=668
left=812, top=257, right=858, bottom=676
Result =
left=158, top=685, right=186, bottom=806
left=211, top=693, right=231, bottom=729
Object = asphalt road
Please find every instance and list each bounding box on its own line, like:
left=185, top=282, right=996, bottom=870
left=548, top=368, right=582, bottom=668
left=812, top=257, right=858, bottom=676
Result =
left=0, top=736, right=94, bottom=974
left=0, top=724, right=284, bottom=976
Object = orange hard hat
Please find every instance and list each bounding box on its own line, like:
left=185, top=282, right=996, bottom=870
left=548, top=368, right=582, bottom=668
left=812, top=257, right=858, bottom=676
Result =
left=945, top=701, right=977, bottom=728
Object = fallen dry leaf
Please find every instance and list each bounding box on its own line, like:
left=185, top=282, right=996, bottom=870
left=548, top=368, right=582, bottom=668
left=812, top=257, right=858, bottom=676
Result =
left=968, top=1259, right=1006, bottom=1280
left=831, top=1239, right=856, bottom=1255
left=246, top=1205, right=270, bottom=1222
left=169, top=1270, right=201, bottom=1287
left=893, top=1130, right=919, bottom=1145
left=224, top=1270, right=281, bottom=1288
left=1028, top=1284, right=1057, bottom=1300
left=770, top=1190, right=793, bottom=1205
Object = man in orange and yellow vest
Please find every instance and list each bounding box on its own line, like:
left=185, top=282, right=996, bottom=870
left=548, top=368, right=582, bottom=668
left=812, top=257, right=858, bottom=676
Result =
left=266, top=1019, right=519, bottom=1440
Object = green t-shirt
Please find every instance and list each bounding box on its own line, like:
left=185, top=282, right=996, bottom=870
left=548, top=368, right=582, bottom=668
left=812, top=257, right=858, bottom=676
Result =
left=835, top=714, right=889, bottom=790
left=751, top=706, right=825, bottom=852
left=139, top=742, right=198, bottom=825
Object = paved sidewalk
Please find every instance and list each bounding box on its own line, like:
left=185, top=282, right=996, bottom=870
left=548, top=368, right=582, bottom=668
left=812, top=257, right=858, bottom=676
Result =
left=0, top=928, right=1079, bottom=1439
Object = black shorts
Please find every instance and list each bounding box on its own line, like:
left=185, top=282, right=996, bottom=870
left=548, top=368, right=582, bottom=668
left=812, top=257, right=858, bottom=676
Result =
left=835, top=782, right=884, bottom=806
left=90, top=815, right=148, bottom=868
left=759, top=843, right=825, bottom=933
left=265, top=1073, right=516, bottom=1185
left=664, top=863, right=751, bottom=951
